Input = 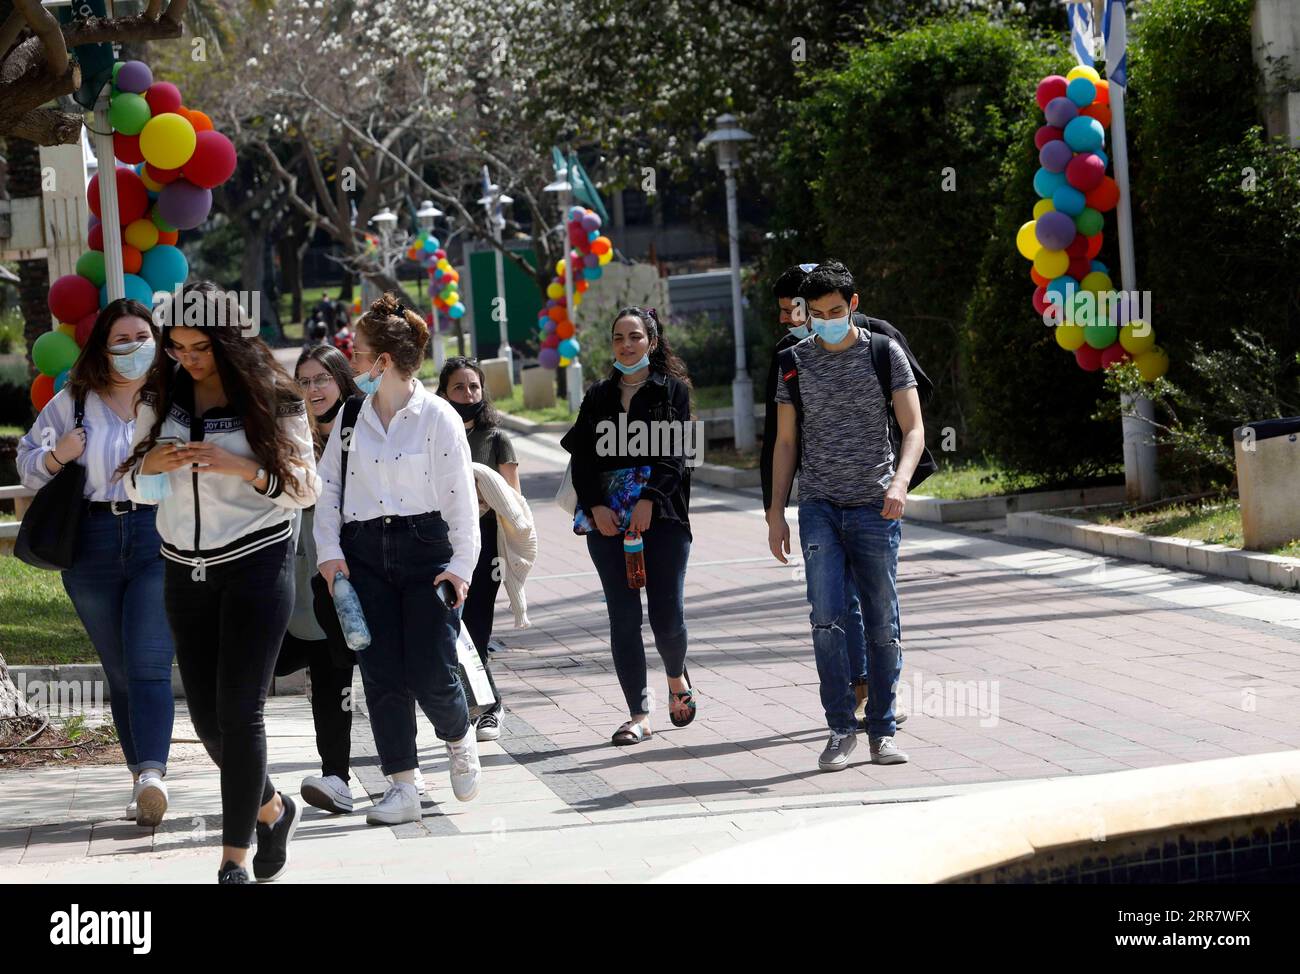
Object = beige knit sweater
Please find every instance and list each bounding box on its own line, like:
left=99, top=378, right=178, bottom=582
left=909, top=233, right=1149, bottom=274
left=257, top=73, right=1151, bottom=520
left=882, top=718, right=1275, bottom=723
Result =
left=472, top=462, right=537, bottom=629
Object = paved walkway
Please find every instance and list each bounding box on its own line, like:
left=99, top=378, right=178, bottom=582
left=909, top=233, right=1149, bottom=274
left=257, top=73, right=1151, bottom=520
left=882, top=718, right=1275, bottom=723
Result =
left=2, top=425, right=1299, bottom=882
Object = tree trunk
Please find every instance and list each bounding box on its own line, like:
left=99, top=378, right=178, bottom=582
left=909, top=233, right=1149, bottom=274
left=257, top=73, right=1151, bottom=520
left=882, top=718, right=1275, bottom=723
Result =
left=6, top=136, right=50, bottom=382
left=0, top=653, right=34, bottom=721
left=277, top=227, right=303, bottom=325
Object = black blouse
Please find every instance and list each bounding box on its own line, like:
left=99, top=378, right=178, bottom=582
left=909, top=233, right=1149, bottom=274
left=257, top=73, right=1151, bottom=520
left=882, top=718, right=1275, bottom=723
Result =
left=559, top=371, right=693, bottom=535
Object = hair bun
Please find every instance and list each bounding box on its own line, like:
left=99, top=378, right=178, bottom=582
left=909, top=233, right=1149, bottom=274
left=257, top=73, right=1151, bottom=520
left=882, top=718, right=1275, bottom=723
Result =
left=369, top=293, right=401, bottom=318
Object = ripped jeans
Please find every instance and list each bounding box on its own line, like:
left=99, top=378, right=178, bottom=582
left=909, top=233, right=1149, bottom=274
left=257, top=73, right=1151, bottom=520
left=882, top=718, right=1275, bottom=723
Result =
left=797, top=499, right=903, bottom=738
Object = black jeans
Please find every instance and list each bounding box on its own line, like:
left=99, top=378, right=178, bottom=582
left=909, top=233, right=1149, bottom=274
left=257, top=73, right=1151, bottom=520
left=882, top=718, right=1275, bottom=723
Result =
left=461, top=513, right=502, bottom=715
left=585, top=517, right=691, bottom=717
left=274, top=632, right=355, bottom=782
left=164, top=539, right=294, bottom=849
left=341, top=512, right=470, bottom=775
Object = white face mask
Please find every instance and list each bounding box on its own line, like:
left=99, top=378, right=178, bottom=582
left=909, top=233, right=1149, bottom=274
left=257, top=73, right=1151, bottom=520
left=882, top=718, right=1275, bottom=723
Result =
left=108, top=340, right=156, bottom=380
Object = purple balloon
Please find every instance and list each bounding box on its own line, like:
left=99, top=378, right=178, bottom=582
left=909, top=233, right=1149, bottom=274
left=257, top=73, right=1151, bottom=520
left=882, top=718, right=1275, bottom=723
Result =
left=538, top=348, right=560, bottom=369
left=158, top=180, right=212, bottom=230
left=583, top=253, right=599, bottom=268
left=116, top=60, right=153, bottom=95
left=1034, top=210, right=1077, bottom=251
left=1038, top=139, right=1073, bottom=174
left=581, top=212, right=601, bottom=233
left=1044, top=96, right=1079, bottom=129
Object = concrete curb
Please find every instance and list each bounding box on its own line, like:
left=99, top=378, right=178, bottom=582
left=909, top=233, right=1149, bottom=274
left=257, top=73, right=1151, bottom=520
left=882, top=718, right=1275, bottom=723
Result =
left=497, top=412, right=570, bottom=435
left=1006, top=510, right=1300, bottom=592
left=906, top=484, right=1127, bottom=524
left=8, top=663, right=307, bottom=699
left=692, top=463, right=760, bottom=488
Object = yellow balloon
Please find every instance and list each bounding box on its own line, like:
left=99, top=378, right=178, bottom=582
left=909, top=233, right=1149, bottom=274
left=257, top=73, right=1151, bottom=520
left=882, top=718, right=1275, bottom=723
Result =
left=139, top=112, right=197, bottom=171
left=597, top=250, right=612, bottom=265
left=1016, top=221, right=1040, bottom=260
left=1134, top=345, right=1169, bottom=382
left=139, top=170, right=164, bottom=192
left=1120, top=322, right=1156, bottom=356
left=1032, top=198, right=1055, bottom=220
left=1080, top=271, right=1112, bottom=294
left=546, top=282, right=564, bottom=299
left=1055, top=323, right=1086, bottom=351
left=56, top=322, right=77, bottom=340
left=1067, top=65, right=1102, bottom=85
left=574, top=291, right=584, bottom=306
left=555, top=260, right=566, bottom=277
left=125, top=218, right=160, bottom=251
left=1033, top=248, right=1069, bottom=279
left=558, top=356, right=572, bottom=367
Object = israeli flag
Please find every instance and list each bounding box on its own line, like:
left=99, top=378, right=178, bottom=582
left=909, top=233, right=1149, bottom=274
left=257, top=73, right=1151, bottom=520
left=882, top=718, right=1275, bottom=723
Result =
left=1103, top=1, right=1129, bottom=90
left=1067, top=1, right=1099, bottom=70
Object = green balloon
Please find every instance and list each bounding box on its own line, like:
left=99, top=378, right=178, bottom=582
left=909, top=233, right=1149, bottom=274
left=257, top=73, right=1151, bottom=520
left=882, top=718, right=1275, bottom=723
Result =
left=151, top=206, right=176, bottom=233
left=32, top=331, right=81, bottom=378
left=76, top=251, right=107, bottom=288
left=1075, top=207, right=1103, bottom=237
left=108, top=93, right=151, bottom=136
left=1083, top=322, right=1118, bottom=350
left=112, top=61, right=123, bottom=81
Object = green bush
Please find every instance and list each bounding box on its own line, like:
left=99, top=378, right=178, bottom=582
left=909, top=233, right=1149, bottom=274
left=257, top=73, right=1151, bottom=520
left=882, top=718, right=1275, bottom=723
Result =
left=768, top=15, right=1062, bottom=453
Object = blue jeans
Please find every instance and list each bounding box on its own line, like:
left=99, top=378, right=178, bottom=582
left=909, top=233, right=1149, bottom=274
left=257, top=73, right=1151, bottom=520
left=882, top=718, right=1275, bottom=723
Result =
left=340, top=512, right=470, bottom=775
left=62, top=507, right=175, bottom=774
left=798, top=499, right=903, bottom=737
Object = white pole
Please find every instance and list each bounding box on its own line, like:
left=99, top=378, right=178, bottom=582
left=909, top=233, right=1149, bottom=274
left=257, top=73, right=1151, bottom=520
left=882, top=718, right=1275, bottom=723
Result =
left=1110, top=80, right=1158, bottom=502
left=724, top=167, right=755, bottom=452
left=492, top=209, right=513, bottom=388
left=431, top=302, right=445, bottom=372
left=90, top=90, right=124, bottom=301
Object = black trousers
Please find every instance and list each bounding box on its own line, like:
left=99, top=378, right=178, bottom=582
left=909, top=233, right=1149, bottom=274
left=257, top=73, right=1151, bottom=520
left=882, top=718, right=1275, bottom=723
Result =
left=164, top=539, right=294, bottom=849
left=460, top=513, right=502, bottom=715
left=274, top=632, right=355, bottom=782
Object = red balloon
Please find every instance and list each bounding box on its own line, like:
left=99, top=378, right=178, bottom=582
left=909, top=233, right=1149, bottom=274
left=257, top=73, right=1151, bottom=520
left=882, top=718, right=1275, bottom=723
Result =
left=1081, top=103, right=1111, bottom=128
left=88, top=223, right=105, bottom=251
left=1067, top=256, right=1091, bottom=281
left=1100, top=342, right=1130, bottom=369
left=1085, top=176, right=1120, bottom=213
left=157, top=228, right=179, bottom=246
left=434, top=249, right=447, bottom=260
left=1036, top=75, right=1068, bottom=111
left=87, top=167, right=149, bottom=225
left=182, top=131, right=237, bottom=189
left=1066, top=234, right=1089, bottom=258
left=1086, top=233, right=1104, bottom=259
left=114, top=131, right=145, bottom=165
left=1066, top=153, right=1105, bottom=191
left=49, top=274, right=99, bottom=323
left=145, top=81, right=183, bottom=116
left=145, top=162, right=183, bottom=185
left=1030, top=266, right=1050, bottom=287
left=75, top=311, right=99, bottom=346
left=1031, top=285, right=1050, bottom=314
left=1034, top=125, right=1064, bottom=150
left=1093, top=82, right=1110, bottom=106
left=1075, top=344, right=1103, bottom=372
left=31, top=374, right=55, bottom=411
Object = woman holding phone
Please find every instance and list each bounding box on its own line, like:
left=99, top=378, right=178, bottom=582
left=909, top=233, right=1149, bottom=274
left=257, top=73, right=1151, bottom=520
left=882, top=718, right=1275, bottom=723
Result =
left=120, top=282, right=319, bottom=884
left=313, top=293, right=483, bottom=826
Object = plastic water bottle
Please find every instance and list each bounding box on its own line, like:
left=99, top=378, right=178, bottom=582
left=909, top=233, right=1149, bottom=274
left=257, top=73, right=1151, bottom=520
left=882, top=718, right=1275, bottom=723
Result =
left=332, top=572, right=371, bottom=651
left=624, top=530, right=646, bottom=590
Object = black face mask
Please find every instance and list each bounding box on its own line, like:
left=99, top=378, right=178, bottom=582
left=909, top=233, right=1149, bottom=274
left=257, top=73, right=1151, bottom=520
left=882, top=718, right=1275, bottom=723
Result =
left=318, top=398, right=345, bottom=424
left=450, top=399, right=487, bottom=423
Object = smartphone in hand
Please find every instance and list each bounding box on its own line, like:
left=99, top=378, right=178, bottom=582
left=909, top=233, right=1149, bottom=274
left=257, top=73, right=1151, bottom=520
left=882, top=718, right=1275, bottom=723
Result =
left=435, top=579, right=458, bottom=609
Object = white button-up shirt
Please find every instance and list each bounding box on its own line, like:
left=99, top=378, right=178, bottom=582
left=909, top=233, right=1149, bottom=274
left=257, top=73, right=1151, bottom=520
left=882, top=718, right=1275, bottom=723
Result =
left=313, top=380, right=481, bottom=581
left=18, top=388, right=136, bottom=502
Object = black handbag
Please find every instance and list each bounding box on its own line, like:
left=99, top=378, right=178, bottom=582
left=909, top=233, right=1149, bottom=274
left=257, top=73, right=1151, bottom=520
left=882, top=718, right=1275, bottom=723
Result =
left=15, top=393, right=88, bottom=571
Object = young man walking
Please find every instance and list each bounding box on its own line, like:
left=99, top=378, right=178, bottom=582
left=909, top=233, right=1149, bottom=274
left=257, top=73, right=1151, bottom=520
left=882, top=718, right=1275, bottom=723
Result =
left=767, top=260, right=925, bottom=772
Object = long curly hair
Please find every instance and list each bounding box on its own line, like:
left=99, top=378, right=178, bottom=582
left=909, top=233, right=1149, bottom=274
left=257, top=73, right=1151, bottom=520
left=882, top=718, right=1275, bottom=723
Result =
left=609, top=306, right=692, bottom=388
left=116, top=283, right=310, bottom=497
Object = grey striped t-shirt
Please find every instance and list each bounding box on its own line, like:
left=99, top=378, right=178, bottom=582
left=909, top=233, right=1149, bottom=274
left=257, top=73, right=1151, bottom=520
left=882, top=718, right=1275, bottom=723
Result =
left=775, top=328, right=916, bottom=509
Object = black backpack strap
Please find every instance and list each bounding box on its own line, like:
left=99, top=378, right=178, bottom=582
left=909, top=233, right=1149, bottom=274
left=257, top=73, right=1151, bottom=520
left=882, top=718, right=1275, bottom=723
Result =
left=337, top=395, right=364, bottom=513
left=777, top=346, right=803, bottom=426
left=73, top=390, right=86, bottom=428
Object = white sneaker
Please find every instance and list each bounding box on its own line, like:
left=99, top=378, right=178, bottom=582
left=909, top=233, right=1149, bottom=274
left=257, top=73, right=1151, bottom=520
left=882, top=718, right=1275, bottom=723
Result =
left=387, top=768, right=427, bottom=796
left=446, top=730, right=481, bottom=802
left=365, top=781, right=421, bottom=826
left=300, top=774, right=354, bottom=814
left=125, top=781, right=140, bottom=821
left=135, top=774, right=168, bottom=827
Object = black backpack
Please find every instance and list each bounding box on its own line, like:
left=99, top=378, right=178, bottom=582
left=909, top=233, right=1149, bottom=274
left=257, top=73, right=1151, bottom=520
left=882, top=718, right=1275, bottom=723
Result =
left=778, top=328, right=938, bottom=491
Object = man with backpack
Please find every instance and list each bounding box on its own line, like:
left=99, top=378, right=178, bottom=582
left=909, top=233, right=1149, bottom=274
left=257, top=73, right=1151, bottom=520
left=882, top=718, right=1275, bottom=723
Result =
left=766, top=260, right=929, bottom=773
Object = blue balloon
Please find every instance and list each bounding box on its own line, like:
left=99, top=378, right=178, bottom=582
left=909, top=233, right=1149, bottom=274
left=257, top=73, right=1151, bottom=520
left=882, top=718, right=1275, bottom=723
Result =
left=557, top=338, right=579, bottom=359
left=100, top=273, right=156, bottom=309
left=1066, top=77, right=1096, bottom=107
left=1090, top=260, right=1109, bottom=274
left=1052, top=184, right=1087, bottom=216
left=1063, top=116, right=1105, bottom=153
left=587, top=229, right=599, bottom=242
left=1033, top=166, right=1068, bottom=199
left=1046, top=275, right=1078, bottom=303
left=54, top=369, right=71, bottom=394
left=1093, top=148, right=1110, bottom=169
left=140, top=244, right=188, bottom=294
left=584, top=263, right=603, bottom=280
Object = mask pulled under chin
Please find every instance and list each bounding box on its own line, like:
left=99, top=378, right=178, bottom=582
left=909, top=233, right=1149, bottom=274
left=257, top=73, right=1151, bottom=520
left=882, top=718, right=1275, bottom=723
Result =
left=613, top=353, right=650, bottom=375
left=450, top=399, right=486, bottom=422
left=318, top=398, right=344, bottom=423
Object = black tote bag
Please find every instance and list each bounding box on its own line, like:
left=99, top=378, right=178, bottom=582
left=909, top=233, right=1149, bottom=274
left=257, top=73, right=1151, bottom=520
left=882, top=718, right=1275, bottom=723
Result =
left=15, top=394, right=88, bottom=571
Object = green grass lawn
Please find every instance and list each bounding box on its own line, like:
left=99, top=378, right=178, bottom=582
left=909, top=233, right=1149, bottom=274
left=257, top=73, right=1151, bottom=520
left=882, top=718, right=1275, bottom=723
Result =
left=492, top=386, right=576, bottom=425
left=0, top=425, right=24, bottom=437
left=1084, top=498, right=1300, bottom=558
left=692, top=383, right=763, bottom=412
left=0, top=558, right=95, bottom=664
left=918, top=460, right=1042, bottom=500
left=705, top=445, right=759, bottom=470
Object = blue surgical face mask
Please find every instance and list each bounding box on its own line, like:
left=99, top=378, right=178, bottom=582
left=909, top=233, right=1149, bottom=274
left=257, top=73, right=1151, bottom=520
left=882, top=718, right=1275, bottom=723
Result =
left=613, top=353, right=650, bottom=375
left=108, top=340, right=155, bottom=380
left=811, top=309, right=853, bottom=345
left=354, top=360, right=385, bottom=396
left=787, top=323, right=812, bottom=340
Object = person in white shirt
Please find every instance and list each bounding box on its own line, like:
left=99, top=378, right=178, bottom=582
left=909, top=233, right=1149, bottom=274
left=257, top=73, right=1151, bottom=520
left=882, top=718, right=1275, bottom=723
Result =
left=314, top=293, right=484, bottom=826
left=17, top=299, right=175, bottom=828
left=118, top=282, right=320, bottom=885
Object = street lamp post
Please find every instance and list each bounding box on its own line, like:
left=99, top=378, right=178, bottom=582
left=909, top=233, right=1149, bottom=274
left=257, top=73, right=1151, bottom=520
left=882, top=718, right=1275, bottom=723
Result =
left=478, top=175, right=514, bottom=388
left=416, top=199, right=446, bottom=372
left=702, top=113, right=756, bottom=453
left=368, top=207, right=398, bottom=310
left=544, top=172, right=583, bottom=413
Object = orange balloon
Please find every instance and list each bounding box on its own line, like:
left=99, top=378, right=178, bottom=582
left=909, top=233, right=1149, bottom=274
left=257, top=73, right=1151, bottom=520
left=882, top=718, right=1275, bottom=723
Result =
left=31, top=374, right=55, bottom=410
left=1086, top=233, right=1103, bottom=259
left=122, top=244, right=143, bottom=274
left=1093, top=82, right=1110, bottom=106
left=1081, top=104, right=1111, bottom=128
left=1085, top=176, right=1119, bottom=213
left=576, top=279, right=590, bottom=293
left=157, top=229, right=179, bottom=246
left=547, top=306, right=564, bottom=321
left=1030, top=267, right=1050, bottom=287
left=186, top=109, right=214, bottom=133
left=556, top=320, right=575, bottom=340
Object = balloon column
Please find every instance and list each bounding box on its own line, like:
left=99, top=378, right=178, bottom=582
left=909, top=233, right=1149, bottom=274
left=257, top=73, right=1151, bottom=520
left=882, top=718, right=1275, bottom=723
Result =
left=1018, top=65, right=1167, bottom=381
left=406, top=231, right=466, bottom=322
left=535, top=206, right=613, bottom=370
left=34, top=60, right=237, bottom=410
